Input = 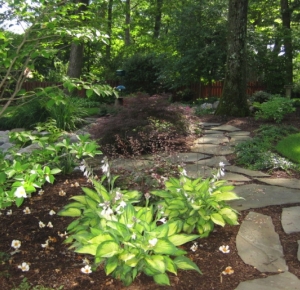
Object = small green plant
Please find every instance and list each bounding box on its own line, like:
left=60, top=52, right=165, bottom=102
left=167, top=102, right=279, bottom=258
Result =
left=250, top=91, right=272, bottom=104
left=58, top=159, right=202, bottom=286
left=151, top=164, right=241, bottom=237
left=254, top=96, right=295, bottom=123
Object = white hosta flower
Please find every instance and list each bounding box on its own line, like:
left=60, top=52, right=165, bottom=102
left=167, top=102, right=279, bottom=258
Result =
left=158, top=217, right=167, bottom=224
left=115, top=190, right=123, bottom=200
left=181, top=169, right=187, bottom=176
left=18, top=262, right=30, bottom=272
left=47, top=222, right=53, bottom=228
left=190, top=242, right=198, bottom=252
left=219, top=245, right=230, bottom=254
left=14, top=186, right=27, bottom=198
left=39, top=221, right=46, bottom=228
left=49, top=210, right=56, bottom=215
left=58, top=231, right=68, bottom=238
left=38, top=189, right=44, bottom=195
left=11, top=240, right=21, bottom=249
left=149, top=238, right=158, bottom=247
left=131, top=233, right=136, bottom=240
left=6, top=210, right=12, bottom=215
left=219, top=162, right=225, bottom=168
left=23, top=207, right=31, bottom=214
left=81, top=265, right=92, bottom=274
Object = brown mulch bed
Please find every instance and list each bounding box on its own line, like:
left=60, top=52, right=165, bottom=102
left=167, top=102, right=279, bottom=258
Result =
left=0, top=111, right=300, bottom=290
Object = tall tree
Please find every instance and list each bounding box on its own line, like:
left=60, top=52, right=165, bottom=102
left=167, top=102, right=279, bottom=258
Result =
left=124, top=0, right=131, bottom=46
left=215, top=0, right=250, bottom=117
left=67, top=0, right=89, bottom=79
left=106, top=0, right=113, bottom=59
left=153, top=0, right=163, bottom=39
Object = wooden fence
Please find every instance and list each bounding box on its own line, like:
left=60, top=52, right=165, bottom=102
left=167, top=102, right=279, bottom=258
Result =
left=22, top=80, right=264, bottom=99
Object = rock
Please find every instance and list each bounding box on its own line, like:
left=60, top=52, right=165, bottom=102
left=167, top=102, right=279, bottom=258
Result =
left=281, top=207, right=300, bottom=234
left=236, top=211, right=288, bottom=273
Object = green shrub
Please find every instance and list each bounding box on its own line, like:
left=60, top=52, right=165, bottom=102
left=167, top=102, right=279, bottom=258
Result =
left=250, top=91, right=272, bottom=104
left=123, top=54, right=164, bottom=95
left=254, top=96, right=295, bottom=123
left=276, top=133, right=300, bottom=164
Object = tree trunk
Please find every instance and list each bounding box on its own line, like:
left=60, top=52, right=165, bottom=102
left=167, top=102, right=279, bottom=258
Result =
left=125, top=0, right=131, bottom=46
left=106, top=0, right=113, bottom=59
left=154, top=0, right=163, bottom=39
left=280, top=0, right=293, bottom=89
left=215, top=0, right=249, bottom=117
left=66, top=0, right=89, bottom=79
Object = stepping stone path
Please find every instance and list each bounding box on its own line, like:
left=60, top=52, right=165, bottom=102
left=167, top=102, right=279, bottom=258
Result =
left=1, top=119, right=300, bottom=289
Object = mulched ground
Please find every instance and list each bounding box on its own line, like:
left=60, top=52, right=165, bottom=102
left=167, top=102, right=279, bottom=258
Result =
left=0, top=111, right=300, bottom=290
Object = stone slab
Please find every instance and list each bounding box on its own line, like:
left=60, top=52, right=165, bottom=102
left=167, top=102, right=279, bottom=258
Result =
left=229, top=135, right=252, bottom=145
left=255, top=178, right=300, bottom=190
left=229, top=184, right=300, bottom=210
left=298, top=241, right=300, bottom=262
left=196, top=156, right=230, bottom=167
left=185, top=164, right=212, bottom=179
left=203, top=130, right=225, bottom=135
left=226, top=166, right=270, bottom=177
left=221, top=172, right=251, bottom=182
left=235, top=272, right=300, bottom=290
left=228, top=131, right=251, bottom=136
left=166, top=152, right=209, bottom=163
left=281, top=206, right=300, bottom=234
left=199, top=122, right=221, bottom=127
left=236, top=211, right=288, bottom=273
left=194, top=135, right=229, bottom=145
left=210, top=125, right=241, bottom=132
left=190, top=144, right=235, bottom=155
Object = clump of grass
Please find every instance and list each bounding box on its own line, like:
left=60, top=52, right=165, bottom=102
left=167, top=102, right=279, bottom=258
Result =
left=276, top=133, right=300, bottom=164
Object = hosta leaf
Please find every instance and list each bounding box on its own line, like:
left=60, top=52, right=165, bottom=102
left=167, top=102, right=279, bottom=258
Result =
left=174, top=256, right=202, bottom=274
left=213, top=191, right=241, bottom=201
left=145, top=256, right=166, bottom=274
left=82, top=187, right=100, bottom=203
left=168, top=234, right=199, bottom=246
left=64, top=202, right=86, bottom=209
left=105, top=256, right=118, bottom=275
left=96, top=240, right=120, bottom=258
left=153, top=273, right=170, bottom=286
left=15, top=197, right=24, bottom=207
left=58, top=207, right=81, bottom=217
left=210, top=213, right=225, bottom=227
left=152, top=223, right=169, bottom=238
left=219, top=208, right=239, bottom=225
left=75, top=244, right=98, bottom=255
left=88, top=233, right=114, bottom=244
left=164, top=256, right=177, bottom=275
left=150, top=190, right=173, bottom=198
left=153, top=239, right=181, bottom=255
left=70, top=195, right=88, bottom=205
left=168, top=220, right=183, bottom=236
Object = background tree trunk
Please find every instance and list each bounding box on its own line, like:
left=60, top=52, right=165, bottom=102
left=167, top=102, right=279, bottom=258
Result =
left=215, top=0, right=249, bottom=117
left=280, top=0, right=293, bottom=89
left=125, top=0, right=131, bottom=46
left=66, top=0, right=89, bottom=79
left=106, top=0, right=113, bottom=59
left=154, top=0, right=163, bottom=39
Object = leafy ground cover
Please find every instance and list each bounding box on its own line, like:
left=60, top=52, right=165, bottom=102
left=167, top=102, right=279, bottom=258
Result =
left=276, top=133, right=300, bottom=164
left=1, top=107, right=300, bottom=290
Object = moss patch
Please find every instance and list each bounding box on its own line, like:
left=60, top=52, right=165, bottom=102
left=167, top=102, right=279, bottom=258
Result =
left=276, top=133, right=300, bottom=164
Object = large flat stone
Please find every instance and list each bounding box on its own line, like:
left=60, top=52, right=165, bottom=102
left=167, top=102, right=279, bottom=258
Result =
left=190, top=144, right=235, bottom=155
left=229, top=184, right=300, bottom=210
left=221, top=172, right=251, bottom=182
left=196, top=156, right=230, bottom=167
left=255, top=178, right=300, bottom=190
left=166, top=152, right=209, bottom=163
left=226, top=166, right=270, bottom=177
left=235, top=272, right=300, bottom=290
left=204, top=130, right=225, bottom=134
left=210, top=125, right=241, bottom=132
left=185, top=164, right=212, bottom=179
left=228, top=131, right=251, bottom=136
left=281, top=206, right=300, bottom=234
left=236, top=212, right=288, bottom=273
left=228, top=135, right=252, bottom=146
left=199, top=122, right=221, bottom=128
left=194, top=135, right=229, bottom=145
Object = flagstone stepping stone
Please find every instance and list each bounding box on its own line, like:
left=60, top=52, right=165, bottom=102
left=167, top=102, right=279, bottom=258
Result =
left=220, top=172, right=251, bottom=182
left=190, top=144, right=235, bottom=155
left=236, top=211, right=288, bottom=273
left=228, top=135, right=252, bottom=146
left=196, top=156, right=230, bottom=167
left=203, top=130, right=225, bottom=134
left=166, top=152, right=209, bottom=163
left=281, top=206, right=300, bottom=234
left=298, top=241, right=300, bottom=262
left=230, top=184, right=300, bottom=210
left=210, top=124, right=241, bottom=132
left=199, top=122, right=221, bottom=127
left=228, top=131, right=251, bottom=136
left=255, top=178, right=300, bottom=190
left=226, top=166, right=270, bottom=177
left=235, top=272, right=300, bottom=290
left=193, top=135, right=229, bottom=145
left=185, top=164, right=212, bottom=179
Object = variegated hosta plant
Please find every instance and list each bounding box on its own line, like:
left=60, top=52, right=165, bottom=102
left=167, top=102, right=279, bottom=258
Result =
left=58, top=176, right=201, bottom=286
left=151, top=164, right=242, bottom=238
